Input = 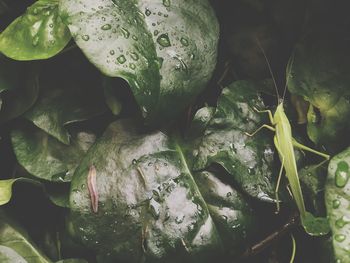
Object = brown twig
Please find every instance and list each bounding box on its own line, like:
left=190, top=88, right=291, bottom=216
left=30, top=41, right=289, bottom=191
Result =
left=240, top=212, right=299, bottom=260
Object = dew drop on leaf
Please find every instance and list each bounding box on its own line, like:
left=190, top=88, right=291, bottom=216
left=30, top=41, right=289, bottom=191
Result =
left=175, top=214, right=185, bottom=224
left=82, top=34, right=90, bottom=41
left=145, top=8, right=151, bottom=16
left=121, top=28, right=130, bottom=38
left=180, top=37, right=189, bottom=46
left=335, top=161, right=349, bottom=188
left=333, top=199, right=341, bottom=208
left=335, top=234, right=346, bottom=242
left=101, top=24, right=112, bottom=30
left=129, top=63, right=136, bottom=70
left=157, top=34, right=171, bottom=47
left=130, top=52, right=139, bottom=61
left=163, top=0, right=171, bottom=7
left=117, top=55, right=126, bottom=64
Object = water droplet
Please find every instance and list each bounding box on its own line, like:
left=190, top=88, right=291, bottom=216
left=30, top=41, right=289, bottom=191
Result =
left=333, top=199, right=341, bottom=209
left=129, top=63, right=136, bottom=70
left=132, top=159, right=137, bottom=165
left=132, top=35, right=138, bottom=41
left=117, top=55, right=126, bottom=64
left=335, top=161, right=349, bottom=188
left=49, top=23, right=54, bottom=28
left=110, top=50, right=115, bottom=55
left=335, top=216, right=350, bottom=229
left=335, top=234, right=346, bottom=242
left=101, top=24, right=112, bottom=30
left=157, top=34, right=171, bottom=47
left=226, top=192, right=232, bottom=197
left=145, top=8, right=151, bottom=16
left=163, top=0, right=171, bottom=7
left=82, top=35, right=90, bottom=41
left=121, top=28, right=130, bottom=38
left=154, top=30, right=159, bottom=36
left=32, top=35, right=39, bottom=46
left=175, top=214, right=185, bottom=224
left=221, top=215, right=228, bottom=221
left=149, top=199, right=160, bottom=219
left=180, top=37, right=189, bottom=46
left=130, top=52, right=139, bottom=61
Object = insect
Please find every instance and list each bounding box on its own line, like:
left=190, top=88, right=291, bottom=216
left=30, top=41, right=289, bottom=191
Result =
left=245, top=40, right=330, bottom=236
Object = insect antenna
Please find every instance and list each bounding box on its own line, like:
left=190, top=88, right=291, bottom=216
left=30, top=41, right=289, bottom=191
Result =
left=282, top=52, right=295, bottom=102
left=255, top=38, right=280, bottom=104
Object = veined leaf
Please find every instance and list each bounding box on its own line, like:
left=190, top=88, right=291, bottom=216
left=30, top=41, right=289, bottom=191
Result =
left=67, top=120, right=256, bottom=262
left=59, top=0, right=219, bottom=124
left=325, top=147, right=350, bottom=262
left=0, top=0, right=71, bottom=60
left=190, top=80, right=277, bottom=202
left=11, top=124, right=97, bottom=183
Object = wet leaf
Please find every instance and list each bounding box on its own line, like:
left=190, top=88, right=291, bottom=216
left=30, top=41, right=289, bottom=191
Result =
left=325, top=147, right=350, bottom=262
left=67, top=120, right=256, bottom=262
left=0, top=0, right=71, bottom=60
left=59, top=0, right=219, bottom=124
left=11, top=124, right=97, bottom=183
left=190, top=80, right=277, bottom=201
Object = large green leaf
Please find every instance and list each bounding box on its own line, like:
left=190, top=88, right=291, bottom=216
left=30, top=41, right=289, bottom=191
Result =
left=0, top=0, right=71, bottom=60
left=0, top=55, right=39, bottom=122
left=67, top=120, right=256, bottom=262
left=59, top=0, right=219, bottom=123
left=325, top=147, right=350, bottom=262
left=0, top=211, right=52, bottom=263
left=11, top=124, right=97, bottom=182
left=287, top=28, right=350, bottom=152
left=190, top=80, right=277, bottom=201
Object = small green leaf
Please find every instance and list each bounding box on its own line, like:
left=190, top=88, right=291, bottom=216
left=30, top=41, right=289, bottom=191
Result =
left=0, top=0, right=71, bottom=60
left=59, top=0, right=219, bottom=123
left=0, top=178, right=42, bottom=206
left=325, top=147, right=350, bottom=262
left=0, top=179, right=18, bottom=206
left=11, top=124, right=97, bottom=182
left=0, top=211, right=52, bottom=263
left=301, top=211, right=330, bottom=236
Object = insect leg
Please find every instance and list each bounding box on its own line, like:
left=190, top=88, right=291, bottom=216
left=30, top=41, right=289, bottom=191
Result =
left=291, top=138, right=330, bottom=160
left=252, top=108, right=274, bottom=124
left=289, top=234, right=296, bottom=263
left=274, top=137, right=285, bottom=214
left=245, top=124, right=275, bottom=137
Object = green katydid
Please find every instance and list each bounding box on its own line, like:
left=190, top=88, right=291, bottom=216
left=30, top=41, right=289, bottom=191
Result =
left=245, top=42, right=331, bottom=236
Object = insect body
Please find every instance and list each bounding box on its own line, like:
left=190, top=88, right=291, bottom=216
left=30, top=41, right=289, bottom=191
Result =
left=246, top=100, right=330, bottom=235
left=244, top=40, right=331, bottom=236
